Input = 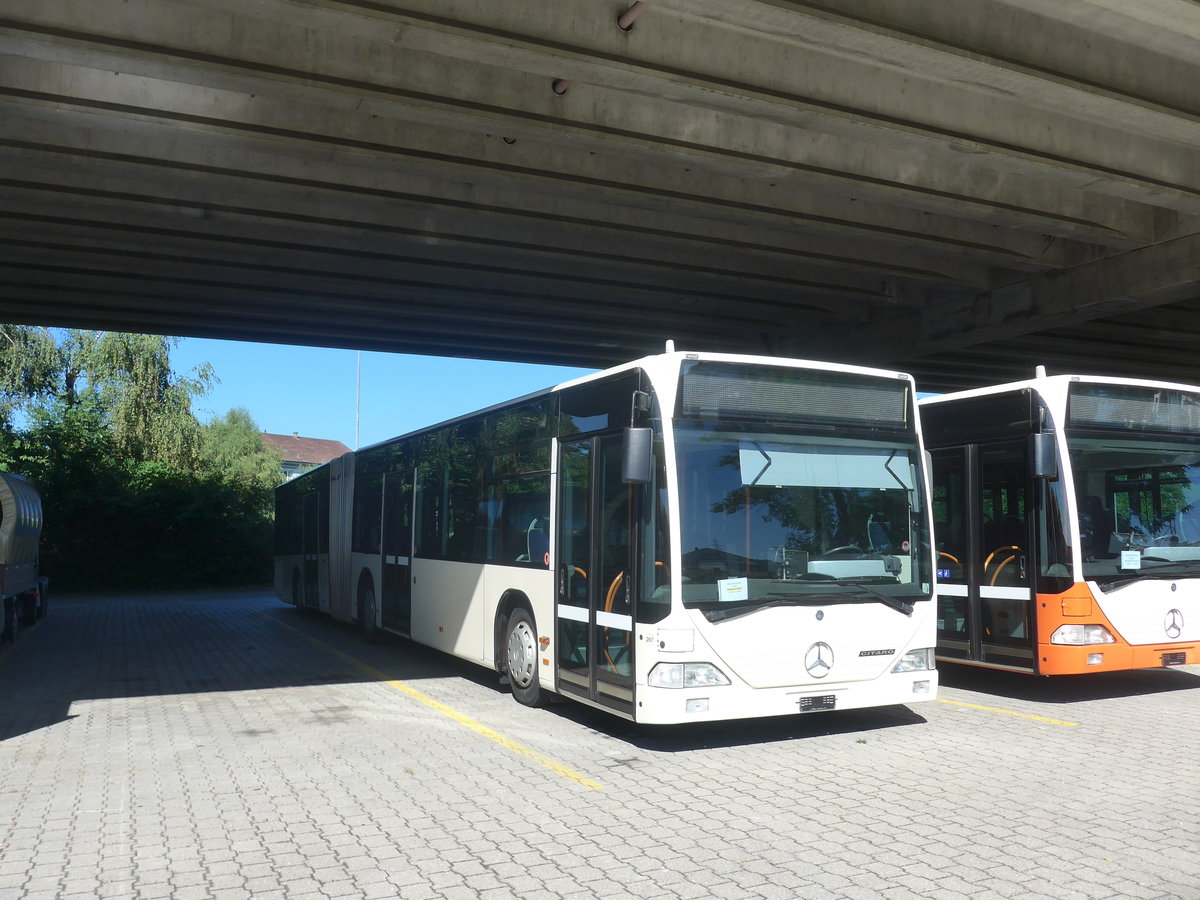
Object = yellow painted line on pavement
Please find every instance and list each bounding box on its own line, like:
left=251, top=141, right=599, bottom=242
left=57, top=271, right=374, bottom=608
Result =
left=937, top=697, right=1078, bottom=727
left=278, top=620, right=604, bottom=790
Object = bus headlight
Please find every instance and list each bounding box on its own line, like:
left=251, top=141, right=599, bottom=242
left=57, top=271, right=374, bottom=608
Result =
left=648, top=662, right=731, bottom=688
left=1050, top=625, right=1116, bottom=645
left=891, top=648, right=935, bottom=673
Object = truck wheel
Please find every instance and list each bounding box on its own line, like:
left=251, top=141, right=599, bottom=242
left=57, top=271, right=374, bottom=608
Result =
left=1, top=597, right=17, bottom=644
left=20, top=591, right=37, bottom=627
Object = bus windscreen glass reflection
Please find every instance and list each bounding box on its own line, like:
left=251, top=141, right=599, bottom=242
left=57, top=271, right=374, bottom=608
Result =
left=676, top=429, right=931, bottom=613
left=1070, top=438, right=1200, bottom=586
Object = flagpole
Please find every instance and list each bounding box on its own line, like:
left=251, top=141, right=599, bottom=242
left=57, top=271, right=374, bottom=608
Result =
left=355, top=350, right=361, bottom=450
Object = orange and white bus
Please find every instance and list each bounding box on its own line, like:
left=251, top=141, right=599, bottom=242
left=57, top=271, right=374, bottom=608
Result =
left=921, top=372, right=1200, bottom=674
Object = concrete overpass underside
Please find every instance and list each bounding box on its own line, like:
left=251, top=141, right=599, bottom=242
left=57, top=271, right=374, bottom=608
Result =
left=2, top=0, right=1199, bottom=390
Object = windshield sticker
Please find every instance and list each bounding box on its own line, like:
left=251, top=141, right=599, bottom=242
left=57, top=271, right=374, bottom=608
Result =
left=738, top=442, right=914, bottom=490
left=718, top=577, right=749, bottom=602
left=1120, top=550, right=1142, bottom=570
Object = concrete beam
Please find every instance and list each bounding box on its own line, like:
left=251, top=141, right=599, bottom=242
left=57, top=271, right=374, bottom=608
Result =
left=0, top=55, right=1091, bottom=268
left=814, top=230, right=1200, bottom=363
left=2, top=0, right=1190, bottom=228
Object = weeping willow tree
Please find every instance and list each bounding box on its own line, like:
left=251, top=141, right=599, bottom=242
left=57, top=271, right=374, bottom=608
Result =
left=0, top=324, right=59, bottom=426
left=0, top=328, right=215, bottom=469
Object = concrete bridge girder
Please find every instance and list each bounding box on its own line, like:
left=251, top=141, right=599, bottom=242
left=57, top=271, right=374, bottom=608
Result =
left=0, top=0, right=1199, bottom=388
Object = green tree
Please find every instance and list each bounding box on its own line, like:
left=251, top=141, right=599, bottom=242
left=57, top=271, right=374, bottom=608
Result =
left=0, top=325, right=59, bottom=429
left=84, top=331, right=214, bottom=469
left=201, top=407, right=283, bottom=487
left=0, top=328, right=214, bottom=469
left=0, top=326, right=275, bottom=589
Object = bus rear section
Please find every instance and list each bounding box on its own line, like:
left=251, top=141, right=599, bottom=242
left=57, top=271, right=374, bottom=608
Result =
left=922, top=374, right=1200, bottom=675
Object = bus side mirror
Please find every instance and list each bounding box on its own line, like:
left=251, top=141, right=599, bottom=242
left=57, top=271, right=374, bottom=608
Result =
left=1031, top=433, right=1058, bottom=480
left=623, top=427, right=652, bottom=484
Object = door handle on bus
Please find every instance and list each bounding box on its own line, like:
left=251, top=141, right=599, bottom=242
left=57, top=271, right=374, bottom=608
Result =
left=1019, top=555, right=1026, bottom=581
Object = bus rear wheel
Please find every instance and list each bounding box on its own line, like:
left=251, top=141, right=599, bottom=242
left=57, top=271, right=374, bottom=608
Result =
left=359, top=580, right=381, bottom=644
left=292, top=568, right=306, bottom=612
left=505, top=608, right=544, bottom=707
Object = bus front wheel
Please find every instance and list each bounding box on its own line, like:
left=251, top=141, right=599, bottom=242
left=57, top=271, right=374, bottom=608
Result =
left=505, top=608, right=545, bottom=707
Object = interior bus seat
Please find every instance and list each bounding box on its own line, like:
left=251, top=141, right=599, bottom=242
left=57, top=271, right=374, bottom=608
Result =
left=868, top=514, right=893, bottom=552
left=1079, top=496, right=1116, bottom=559
left=526, top=518, right=549, bottom=566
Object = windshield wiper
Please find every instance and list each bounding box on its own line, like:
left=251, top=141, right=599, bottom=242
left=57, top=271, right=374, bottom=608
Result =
left=837, top=582, right=914, bottom=616
left=1102, top=566, right=1200, bottom=592
left=1136, top=558, right=1200, bottom=570
left=702, top=584, right=913, bottom=622
left=702, top=596, right=817, bottom=623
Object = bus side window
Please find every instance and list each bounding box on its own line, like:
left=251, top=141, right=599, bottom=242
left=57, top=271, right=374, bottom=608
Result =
left=484, top=475, right=550, bottom=567
left=931, top=449, right=968, bottom=583
left=979, top=446, right=1028, bottom=587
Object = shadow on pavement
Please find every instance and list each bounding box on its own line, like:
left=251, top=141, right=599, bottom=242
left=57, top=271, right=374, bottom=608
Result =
left=0, top=589, right=503, bottom=742
left=938, top=660, right=1200, bottom=704
left=2, top=589, right=936, bottom=748
left=558, top=701, right=930, bottom=752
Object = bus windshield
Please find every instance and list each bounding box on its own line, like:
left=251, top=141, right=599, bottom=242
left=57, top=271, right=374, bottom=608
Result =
left=1070, top=436, right=1200, bottom=587
left=676, top=426, right=932, bottom=617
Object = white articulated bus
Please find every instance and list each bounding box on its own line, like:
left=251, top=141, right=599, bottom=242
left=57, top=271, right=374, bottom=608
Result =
left=922, top=372, right=1200, bottom=674
left=275, top=350, right=938, bottom=724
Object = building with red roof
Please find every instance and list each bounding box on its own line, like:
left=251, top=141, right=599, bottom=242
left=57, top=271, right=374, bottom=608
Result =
left=261, top=432, right=351, bottom=482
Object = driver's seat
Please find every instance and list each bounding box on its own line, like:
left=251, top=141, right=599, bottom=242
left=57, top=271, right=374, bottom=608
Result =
left=868, top=514, right=893, bottom=552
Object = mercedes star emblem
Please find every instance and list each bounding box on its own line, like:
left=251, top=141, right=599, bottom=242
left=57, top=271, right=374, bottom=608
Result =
left=1165, top=608, right=1184, bottom=639
left=805, top=642, right=834, bottom=678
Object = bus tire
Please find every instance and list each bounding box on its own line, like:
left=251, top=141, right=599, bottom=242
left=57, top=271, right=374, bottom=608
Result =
left=359, top=577, right=381, bottom=644
left=505, top=607, right=545, bottom=707
left=292, top=568, right=304, bottom=611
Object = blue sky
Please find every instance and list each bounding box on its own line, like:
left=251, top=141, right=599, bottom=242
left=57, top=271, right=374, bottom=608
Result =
left=171, top=338, right=597, bottom=450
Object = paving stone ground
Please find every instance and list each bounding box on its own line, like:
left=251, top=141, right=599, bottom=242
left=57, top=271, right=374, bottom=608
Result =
left=1, top=590, right=1198, bottom=899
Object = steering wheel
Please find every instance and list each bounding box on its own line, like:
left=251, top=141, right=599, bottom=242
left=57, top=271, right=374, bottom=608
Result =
left=824, top=545, right=865, bottom=556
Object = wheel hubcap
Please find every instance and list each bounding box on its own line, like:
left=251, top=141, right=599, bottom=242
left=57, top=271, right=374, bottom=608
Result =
left=507, top=619, right=536, bottom=688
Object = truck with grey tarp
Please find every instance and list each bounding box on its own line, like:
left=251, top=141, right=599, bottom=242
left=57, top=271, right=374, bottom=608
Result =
left=1, top=472, right=47, bottom=642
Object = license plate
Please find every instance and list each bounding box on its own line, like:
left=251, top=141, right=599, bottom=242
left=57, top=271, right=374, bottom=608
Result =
left=1162, top=652, right=1187, bottom=667
left=797, top=694, right=836, bottom=712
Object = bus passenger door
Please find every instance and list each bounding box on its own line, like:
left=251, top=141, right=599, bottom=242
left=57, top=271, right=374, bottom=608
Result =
left=302, top=490, right=320, bottom=611
left=381, top=469, right=415, bottom=636
left=555, top=434, right=635, bottom=716
left=976, top=443, right=1035, bottom=667
left=931, top=448, right=973, bottom=660
left=932, top=443, right=1036, bottom=670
